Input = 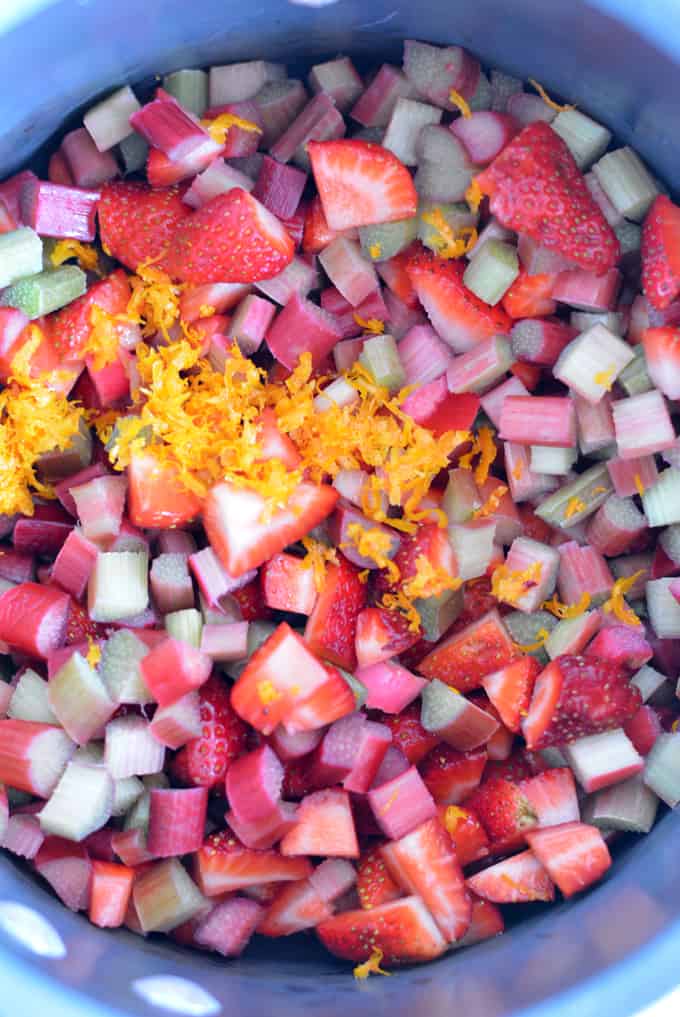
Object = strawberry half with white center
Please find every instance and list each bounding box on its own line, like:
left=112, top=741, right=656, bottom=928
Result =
left=97, top=181, right=190, bottom=272
left=476, top=122, right=620, bottom=274
left=317, top=896, right=448, bottom=964
left=171, top=673, right=248, bottom=789
left=641, top=195, right=680, bottom=309
left=163, top=188, right=295, bottom=284
left=642, top=325, right=680, bottom=399
left=526, top=821, right=611, bottom=897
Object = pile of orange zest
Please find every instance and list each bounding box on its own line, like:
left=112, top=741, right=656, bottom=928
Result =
left=421, top=207, right=478, bottom=259
left=300, top=535, right=338, bottom=592
left=465, top=177, right=483, bottom=214
left=257, top=679, right=281, bottom=705
left=81, top=304, right=129, bottom=371
left=603, top=571, right=644, bottom=626
left=491, top=561, right=543, bottom=606
left=473, top=483, right=508, bottom=519
left=564, top=495, right=586, bottom=520
left=515, top=627, right=551, bottom=653
left=85, top=638, right=102, bottom=668
left=199, top=304, right=216, bottom=318
left=542, top=591, right=591, bottom=619
left=353, top=948, right=391, bottom=980
left=593, top=366, right=616, bottom=390
left=634, top=473, right=645, bottom=496
left=0, top=333, right=85, bottom=515
left=353, top=313, right=384, bottom=334
left=528, top=78, right=576, bottom=112
left=201, top=112, right=262, bottom=145
left=443, top=805, right=468, bottom=834
left=449, top=89, right=472, bottom=118
left=127, top=261, right=184, bottom=341
left=402, top=554, right=463, bottom=600
left=368, top=242, right=383, bottom=260
left=49, top=239, right=99, bottom=273
left=344, top=522, right=400, bottom=583
left=458, top=426, right=497, bottom=485
left=381, top=589, right=422, bottom=633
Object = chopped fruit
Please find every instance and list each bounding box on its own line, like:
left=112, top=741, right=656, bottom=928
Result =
left=641, top=195, right=680, bottom=310
left=357, top=848, right=403, bottom=910
left=522, top=654, right=642, bottom=750
left=304, top=556, right=367, bottom=670
left=377, top=701, right=441, bottom=766
left=464, top=777, right=538, bottom=852
left=466, top=849, right=555, bottom=903
left=526, top=821, right=612, bottom=897
left=195, top=829, right=312, bottom=896
left=417, top=610, right=519, bottom=693
left=502, top=269, right=557, bottom=319
left=51, top=269, right=130, bottom=360
left=454, top=895, right=504, bottom=947
left=355, top=607, right=422, bottom=669
left=642, top=326, right=680, bottom=400
left=420, top=744, right=487, bottom=805
left=476, top=122, right=619, bottom=273
left=317, top=896, right=448, bottom=965
left=97, top=181, right=189, bottom=272
left=171, top=674, right=248, bottom=790
left=128, top=453, right=203, bottom=529
left=261, top=552, right=318, bottom=616
left=308, top=140, right=418, bottom=231
left=258, top=879, right=333, bottom=937
left=482, top=656, right=541, bottom=733
left=519, top=767, right=580, bottom=827
left=438, top=805, right=490, bottom=866
left=280, top=789, right=359, bottom=859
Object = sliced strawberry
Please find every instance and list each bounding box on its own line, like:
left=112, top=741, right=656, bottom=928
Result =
left=466, top=848, right=555, bottom=903
left=255, top=408, right=302, bottom=470
left=195, top=829, right=312, bottom=896
left=204, top=480, right=338, bottom=578
left=308, top=139, right=417, bottom=231
left=526, top=821, right=611, bottom=897
left=355, top=606, right=422, bottom=669
left=357, top=847, right=403, bottom=910
left=464, top=777, right=538, bottom=853
left=304, top=556, right=367, bottom=670
left=64, top=598, right=107, bottom=645
left=406, top=252, right=512, bottom=353
left=127, top=453, right=203, bottom=530
left=510, top=360, right=542, bottom=391
left=484, top=747, right=547, bottom=783
left=170, top=673, right=248, bottom=789
left=163, top=189, right=295, bottom=285
left=521, top=654, right=642, bottom=750
left=284, top=663, right=356, bottom=733
left=302, top=194, right=352, bottom=255
left=232, top=579, right=272, bottom=622
left=380, top=816, right=471, bottom=942
left=50, top=269, right=131, bottom=360
left=519, top=767, right=579, bottom=828
left=281, top=756, right=315, bottom=801
left=97, top=181, right=189, bottom=272
left=642, top=326, right=680, bottom=400
left=261, top=552, right=317, bottom=616
left=476, top=122, right=619, bottom=273
left=481, top=655, right=541, bottom=733
left=376, top=701, right=440, bottom=766
left=438, top=804, right=490, bottom=866
left=419, top=744, right=487, bottom=805
left=280, top=788, right=359, bottom=859
left=454, top=894, right=504, bottom=947
left=377, top=243, right=420, bottom=307
left=258, top=878, right=333, bottom=936
left=417, top=609, right=518, bottom=693
left=317, top=896, right=447, bottom=964
left=378, top=522, right=457, bottom=596
left=501, top=269, right=557, bottom=319
left=641, top=195, right=680, bottom=310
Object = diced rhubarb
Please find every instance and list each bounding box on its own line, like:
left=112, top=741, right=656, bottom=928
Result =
left=563, top=729, right=644, bottom=793
left=607, top=455, right=659, bottom=499
left=60, top=128, right=119, bottom=188
left=133, top=858, right=207, bottom=933
left=252, top=155, right=307, bottom=220
left=34, top=836, right=92, bottom=911
left=355, top=659, right=426, bottom=714
left=351, top=65, right=416, bottom=128
left=327, top=502, right=400, bottom=571
left=130, top=93, right=218, bottom=162
left=500, top=395, right=577, bottom=448
left=226, top=744, right=284, bottom=829
left=510, top=318, right=576, bottom=367
left=0, top=582, right=70, bottom=659
left=200, top=622, right=249, bottom=663
left=147, top=787, right=208, bottom=858
left=307, top=713, right=367, bottom=788
left=613, top=390, right=677, bottom=459
left=140, top=638, right=212, bottom=707
left=367, top=766, right=436, bottom=841
left=194, top=896, right=264, bottom=957
left=51, top=529, right=98, bottom=600
left=39, top=761, right=113, bottom=841
left=557, top=542, right=613, bottom=605
left=266, top=291, right=343, bottom=369
left=0, top=719, right=74, bottom=797
left=280, top=788, right=359, bottom=858
left=343, top=720, right=392, bottom=794
left=20, top=180, right=100, bottom=242
left=89, top=860, right=135, bottom=928
left=149, top=553, right=195, bottom=616
left=13, top=505, right=73, bottom=558
left=271, top=93, right=345, bottom=167
left=149, top=692, right=202, bottom=751
left=420, top=679, right=499, bottom=751
left=2, top=812, right=45, bottom=859
left=70, top=475, right=127, bottom=544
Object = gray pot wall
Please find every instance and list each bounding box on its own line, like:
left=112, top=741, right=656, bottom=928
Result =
left=0, top=2, right=679, bottom=1016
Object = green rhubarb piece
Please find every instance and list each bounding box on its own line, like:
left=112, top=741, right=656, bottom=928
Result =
left=1, top=265, right=86, bottom=319
left=416, top=587, right=463, bottom=643
left=100, top=629, right=153, bottom=705
left=162, top=68, right=208, bottom=116
left=642, top=469, right=680, bottom=527
left=551, top=109, right=611, bottom=169
left=224, top=621, right=278, bottom=680
left=359, top=217, right=418, bottom=262
left=119, top=131, right=150, bottom=174
left=582, top=774, right=658, bottom=833
left=112, top=776, right=145, bottom=817
left=165, top=608, right=203, bottom=649
left=504, top=610, right=558, bottom=665
left=643, top=733, right=680, bottom=807
left=133, top=858, right=207, bottom=933
left=618, top=346, right=653, bottom=396
left=0, top=227, right=43, bottom=288
left=463, top=239, right=519, bottom=306
left=593, top=147, right=658, bottom=221
left=88, top=550, right=149, bottom=623
left=39, top=761, right=114, bottom=841
left=535, top=462, right=613, bottom=529
left=615, top=220, right=642, bottom=256
left=359, top=333, right=406, bottom=392
left=417, top=201, right=477, bottom=255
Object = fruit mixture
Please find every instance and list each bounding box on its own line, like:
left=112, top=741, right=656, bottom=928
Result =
left=0, top=39, right=678, bottom=973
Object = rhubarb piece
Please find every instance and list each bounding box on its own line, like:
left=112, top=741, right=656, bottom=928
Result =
left=51, top=528, right=98, bottom=600
left=39, top=761, right=113, bottom=841
left=563, top=729, right=644, bottom=793
left=0, top=227, right=43, bottom=287
left=421, top=679, right=499, bottom=751
left=583, top=773, right=658, bottom=834
left=646, top=578, right=680, bottom=638
left=84, top=85, right=141, bottom=150
left=34, top=836, right=92, bottom=911
left=2, top=266, right=86, bottom=319
left=8, top=668, right=57, bottom=725
left=60, top=128, right=119, bottom=188
left=535, top=463, right=613, bottom=529
left=643, top=733, right=680, bottom=806
left=140, top=637, right=212, bottom=707
left=499, top=395, right=576, bottom=448
left=71, top=475, right=127, bottom=544
left=88, top=551, right=149, bottom=622
left=367, top=766, right=436, bottom=841
left=0, top=720, right=75, bottom=796
left=100, top=629, right=153, bottom=705
left=133, top=858, right=207, bottom=933
left=48, top=652, right=115, bottom=745
left=147, top=787, right=208, bottom=857
left=21, top=180, right=100, bottom=241
left=355, top=659, right=426, bottom=714
left=593, top=146, right=659, bottom=222
left=105, top=715, right=166, bottom=779
left=270, top=94, right=345, bottom=168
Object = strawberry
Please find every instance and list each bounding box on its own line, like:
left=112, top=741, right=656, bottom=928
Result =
left=519, top=767, right=579, bottom=828
left=380, top=816, right=471, bottom=942
left=466, top=848, right=555, bottom=903
left=97, top=181, right=189, bottom=272
left=65, top=598, right=107, bottom=645
left=302, top=194, right=350, bottom=255
left=49, top=269, right=131, bottom=361
left=281, top=757, right=315, bottom=800
left=521, top=654, right=642, bottom=750
left=510, top=360, right=542, bottom=391
left=376, top=701, right=440, bottom=766
left=261, top=552, right=317, bottom=616
left=194, top=829, right=312, bottom=896
left=481, top=655, right=541, bottom=733
left=464, top=777, right=538, bottom=853
left=308, top=139, right=418, bottom=232
left=623, top=704, right=663, bottom=756
left=127, top=453, right=203, bottom=530
left=419, top=744, right=487, bottom=805
left=377, top=243, right=420, bottom=307
left=203, top=480, right=338, bottom=578
left=642, top=326, right=680, bottom=400
left=357, top=847, right=403, bottom=910
left=146, top=147, right=190, bottom=188
left=406, top=252, right=512, bottom=353
left=484, top=747, right=547, bottom=783
left=304, top=556, right=367, bottom=670
left=284, top=664, right=356, bottom=732
left=377, top=522, right=457, bottom=597
left=162, top=189, right=295, bottom=285
left=476, top=122, right=619, bottom=274
left=417, top=609, right=519, bottom=693
left=526, top=821, right=611, bottom=897
left=355, top=606, right=422, bottom=668
left=171, top=673, right=248, bottom=789
left=317, top=896, right=448, bottom=964
left=641, top=195, right=680, bottom=309
left=258, top=879, right=333, bottom=936
left=231, top=579, right=272, bottom=622
left=501, top=269, right=557, bottom=319
left=279, top=788, right=359, bottom=859
left=454, top=894, right=504, bottom=947
left=438, top=804, right=490, bottom=866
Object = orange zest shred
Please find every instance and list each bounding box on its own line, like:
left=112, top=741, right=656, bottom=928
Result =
left=515, top=627, right=551, bottom=653
left=49, top=238, right=99, bottom=273
left=378, top=789, right=400, bottom=815
left=473, top=483, right=508, bottom=519
left=85, top=638, right=102, bottom=668
left=564, top=496, right=586, bottom=520
left=593, top=366, right=616, bottom=391
left=443, top=805, right=468, bottom=834
left=542, top=591, right=591, bottom=619
left=380, top=589, right=422, bottom=633
left=353, top=313, right=384, bottom=334
left=634, top=473, right=645, bottom=496
left=344, top=523, right=399, bottom=582
left=512, top=459, right=524, bottom=480
left=201, top=112, right=262, bottom=145
left=458, top=426, right=497, bottom=485
left=602, top=570, right=645, bottom=626
left=358, top=569, right=370, bottom=584
left=353, top=948, right=391, bottom=980
left=420, top=206, right=478, bottom=259
left=81, top=304, right=127, bottom=371
left=126, top=261, right=184, bottom=341
left=528, top=78, right=576, bottom=113
left=401, top=554, right=463, bottom=600
left=368, top=242, right=383, bottom=260
left=199, top=304, right=216, bottom=318
left=465, top=177, right=483, bottom=214
left=491, top=561, right=543, bottom=606
left=449, top=89, right=472, bottom=118
left=257, top=679, right=281, bottom=706
left=300, top=536, right=338, bottom=592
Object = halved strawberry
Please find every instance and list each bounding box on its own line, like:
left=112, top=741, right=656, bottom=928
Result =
left=521, top=654, right=642, bottom=750
left=519, top=767, right=579, bottom=828
left=317, top=896, right=448, bottom=964
left=203, top=480, right=338, bottom=578
left=377, top=244, right=420, bottom=307
left=195, top=829, right=312, bottom=896
left=501, top=269, right=557, bottom=319
left=232, top=579, right=272, bottom=622
left=464, top=777, right=538, bottom=853
left=280, top=789, right=359, bottom=859
left=128, top=453, right=203, bottom=530
left=305, top=556, right=367, bottom=670
left=50, top=269, right=131, bottom=360
left=417, top=609, right=519, bottom=693
left=437, top=804, right=490, bottom=866
left=453, top=894, right=504, bottom=947
left=380, top=816, right=471, bottom=942
left=406, top=252, right=512, bottom=353
left=357, top=847, right=403, bottom=910
left=419, top=744, right=487, bottom=805
left=98, top=181, right=190, bottom=272
left=526, top=821, right=611, bottom=897
left=355, top=606, right=422, bottom=669
left=466, top=848, right=555, bottom=903
left=641, top=195, right=680, bottom=310
left=476, top=122, right=620, bottom=273
left=171, top=673, right=248, bottom=789
left=258, top=879, right=333, bottom=936
left=163, top=189, right=295, bottom=284
left=284, top=664, right=356, bottom=733
left=642, top=326, right=680, bottom=400
left=481, top=655, right=541, bottom=733
left=302, top=194, right=352, bottom=255
left=376, top=701, right=440, bottom=766
left=308, top=139, right=418, bottom=231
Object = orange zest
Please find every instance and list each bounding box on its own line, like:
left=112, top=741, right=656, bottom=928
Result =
left=353, top=947, right=391, bottom=980
left=491, top=561, right=543, bottom=606
left=542, top=591, right=591, bottom=619
left=353, top=314, right=384, bottom=334
left=602, top=571, right=645, bottom=626
left=201, top=112, right=262, bottom=145
left=564, top=496, right=586, bottom=520
left=528, top=78, right=576, bottom=113
left=449, top=89, right=472, bottom=118
left=515, top=627, right=551, bottom=653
